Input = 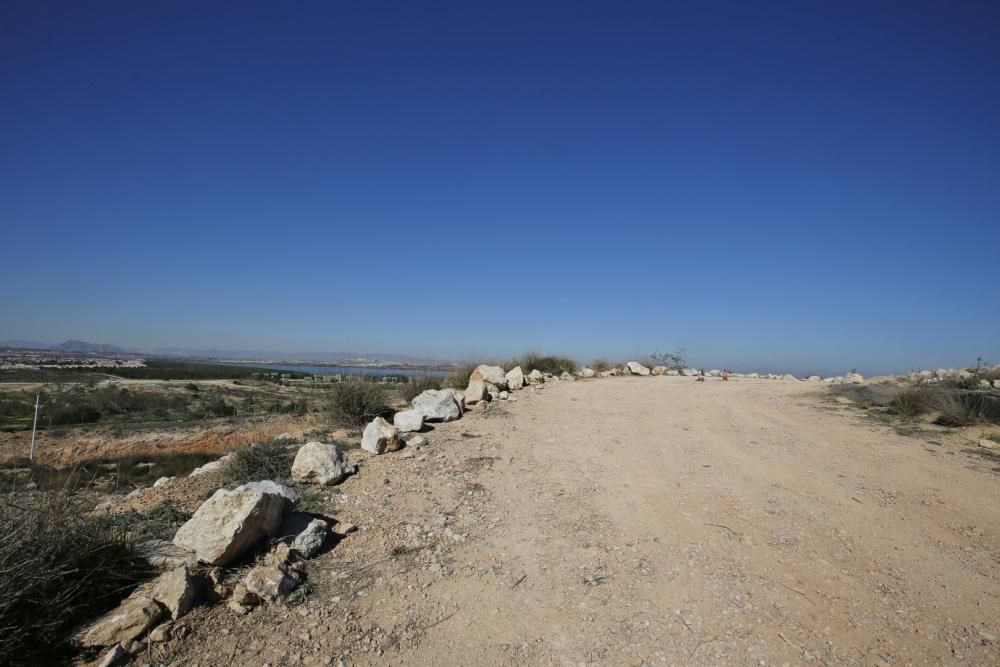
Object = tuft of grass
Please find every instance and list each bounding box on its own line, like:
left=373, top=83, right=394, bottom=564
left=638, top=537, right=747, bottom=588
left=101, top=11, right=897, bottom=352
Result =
left=589, top=359, right=613, bottom=373
left=930, top=390, right=1000, bottom=427
left=402, top=375, right=442, bottom=402
left=328, top=380, right=391, bottom=427
left=0, top=492, right=152, bottom=665
left=515, top=353, right=577, bottom=376
left=888, top=388, right=931, bottom=418
left=444, top=363, right=480, bottom=390
left=223, top=439, right=295, bottom=484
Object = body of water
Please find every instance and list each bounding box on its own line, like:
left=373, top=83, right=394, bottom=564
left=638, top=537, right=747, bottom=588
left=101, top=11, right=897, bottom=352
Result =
left=225, top=363, right=449, bottom=378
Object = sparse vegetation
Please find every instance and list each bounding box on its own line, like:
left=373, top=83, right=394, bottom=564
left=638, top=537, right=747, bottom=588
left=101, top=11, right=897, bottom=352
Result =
left=514, top=353, right=577, bottom=375
left=929, top=390, right=1000, bottom=427
left=0, top=492, right=151, bottom=665
left=445, top=363, right=480, bottom=390
left=589, top=359, right=613, bottom=372
left=223, top=438, right=296, bottom=484
left=888, top=387, right=931, bottom=418
left=328, top=380, right=391, bottom=427
left=402, top=375, right=442, bottom=402
left=649, top=348, right=687, bottom=370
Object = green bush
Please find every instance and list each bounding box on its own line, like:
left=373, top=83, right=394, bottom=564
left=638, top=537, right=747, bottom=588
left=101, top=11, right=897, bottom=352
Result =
left=223, top=439, right=296, bottom=484
left=402, top=376, right=442, bottom=402
left=328, top=380, right=391, bottom=427
left=0, top=492, right=150, bottom=665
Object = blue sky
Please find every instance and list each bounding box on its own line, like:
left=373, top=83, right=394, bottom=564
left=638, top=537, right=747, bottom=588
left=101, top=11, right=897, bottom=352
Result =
left=1, top=1, right=998, bottom=375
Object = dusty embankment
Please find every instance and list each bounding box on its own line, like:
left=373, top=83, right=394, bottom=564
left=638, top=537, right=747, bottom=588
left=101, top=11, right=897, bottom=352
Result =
left=157, top=376, right=1000, bottom=666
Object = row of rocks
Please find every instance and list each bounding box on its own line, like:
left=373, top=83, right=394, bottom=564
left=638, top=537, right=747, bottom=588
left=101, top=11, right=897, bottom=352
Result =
left=579, top=361, right=865, bottom=384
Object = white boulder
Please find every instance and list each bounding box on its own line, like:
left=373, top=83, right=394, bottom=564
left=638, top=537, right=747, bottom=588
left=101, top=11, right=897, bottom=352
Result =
left=411, top=389, right=461, bottom=421
left=470, top=365, right=507, bottom=388
left=291, top=442, right=356, bottom=485
left=464, top=378, right=486, bottom=404
left=279, top=512, right=329, bottom=558
left=173, top=485, right=289, bottom=566
left=844, top=372, right=864, bottom=384
left=243, top=565, right=300, bottom=603
left=393, top=409, right=425, bottom=432
left=625, top=361, right=651, bottom=376
left=526, top=369, right=545, bottom=384
left=579, top=367, right=595, bottom=378
left=150, top=565, right=196, bottom=620
left=361, top=416, right=402, bottom=454
left=505, top=366, right=526, bottom=390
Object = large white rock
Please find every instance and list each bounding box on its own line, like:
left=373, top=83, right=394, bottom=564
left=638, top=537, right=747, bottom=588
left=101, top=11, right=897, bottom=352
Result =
left=361, top=416, right=402, bottom=454
left=625, top=361, right=651, bottom=376
left=411, top=389, right=461, bottom=421
left=291, top=442, right=356, bottom=485
left=526, top=369, right=545, bottom=385
left=464, top=378, right=486, bottom=404
left=844, top=372, right=864, bottom=384
left=682, top=368, right=699, bottom=377
left=579, top=367, right=595, bottom=378
left=173, top=485, right=289, bottom=566
left=393, top=409, right=425, bottom=432
left=650, top=366, right=667, bottom=376
left=782, top=374, right=798, bottom=381
left=470, top=364, right=507, bottom=388
left=708, top=369, right=722, bottom=377
left=807, top=375, right=822, bottom=382
left=666, top=369, right=680, bottom=376
left=505, top=366, right=526, bottom=390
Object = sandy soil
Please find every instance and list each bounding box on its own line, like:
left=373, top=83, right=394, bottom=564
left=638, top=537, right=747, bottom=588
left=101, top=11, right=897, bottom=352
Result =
left=150, top=376, right=1000, bottom=666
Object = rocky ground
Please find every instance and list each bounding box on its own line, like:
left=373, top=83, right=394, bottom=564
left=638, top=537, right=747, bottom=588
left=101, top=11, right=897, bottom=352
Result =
left=109, top=375, right=1000, bottom=666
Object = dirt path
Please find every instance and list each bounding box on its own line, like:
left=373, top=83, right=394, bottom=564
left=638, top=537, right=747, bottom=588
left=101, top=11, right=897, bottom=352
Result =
left=160, top=377, right=1000, bottom=666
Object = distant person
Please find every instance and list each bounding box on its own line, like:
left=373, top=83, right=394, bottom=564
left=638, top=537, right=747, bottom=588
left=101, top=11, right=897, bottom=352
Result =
left=722, top=368, right=729, bottom=381
left=696, top=369, right=705, bottom=382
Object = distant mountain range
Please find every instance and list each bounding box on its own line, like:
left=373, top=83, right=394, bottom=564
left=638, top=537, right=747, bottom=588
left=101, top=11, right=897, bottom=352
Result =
left=0, top=340, right=447, bottom=365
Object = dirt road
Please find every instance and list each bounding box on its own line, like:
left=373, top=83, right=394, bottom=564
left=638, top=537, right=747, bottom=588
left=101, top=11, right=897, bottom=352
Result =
left=162, top=377, right=1000, bottom=666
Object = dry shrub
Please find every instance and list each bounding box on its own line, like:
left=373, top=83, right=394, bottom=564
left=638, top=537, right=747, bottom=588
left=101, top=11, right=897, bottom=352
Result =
left=0, top=492, right=150, bottom=665
left=223, top=438, right=295, bottom=484
left=444, top=364, right=480, bottom=390
left=930, top=390, right=1000, bottom=427
left=328, top=381, right=391, bottom=427
left=589, top=359, right=613, bottom=373
left=888, top=387, right=931, bottom=418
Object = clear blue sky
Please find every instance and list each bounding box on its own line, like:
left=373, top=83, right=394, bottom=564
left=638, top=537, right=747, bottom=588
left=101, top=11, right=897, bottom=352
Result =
left=2, top=1, right=998, bottom=375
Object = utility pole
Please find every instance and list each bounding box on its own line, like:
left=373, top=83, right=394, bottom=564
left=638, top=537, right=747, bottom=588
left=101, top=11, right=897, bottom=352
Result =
left=29, top=393, right=40, bottom=464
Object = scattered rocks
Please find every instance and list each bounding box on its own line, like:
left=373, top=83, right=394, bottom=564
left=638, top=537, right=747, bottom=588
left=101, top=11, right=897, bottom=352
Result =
left=173, top=484, right=290, bottom=566
left=651, top=366, right=667, bottom=376
left=361, top=416, right=402, bottom=454
left=291, top=442, right=356, bottom=485
left=411, top=389, right=461, bottom=421
left=405, top=434, right=428, bottom=448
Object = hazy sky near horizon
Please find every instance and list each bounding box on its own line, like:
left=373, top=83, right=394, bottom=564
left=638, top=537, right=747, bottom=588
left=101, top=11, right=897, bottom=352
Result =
left=2, top=1, right=998, bottom=375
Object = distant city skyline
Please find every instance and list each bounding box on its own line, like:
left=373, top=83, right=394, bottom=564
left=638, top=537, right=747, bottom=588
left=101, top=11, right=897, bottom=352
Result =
left=2, top=2, right=997, bottom=377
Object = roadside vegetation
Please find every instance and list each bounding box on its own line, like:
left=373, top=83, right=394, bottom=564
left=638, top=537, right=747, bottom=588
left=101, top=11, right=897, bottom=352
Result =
left=0, top=491, right=151, bottom=665
left=402, top=375, right=442, bottom=402
left=327, top=380, right=392, bottom=427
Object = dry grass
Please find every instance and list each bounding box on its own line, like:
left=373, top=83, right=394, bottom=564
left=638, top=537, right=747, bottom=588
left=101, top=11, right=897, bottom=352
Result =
left=0, top=492, right=150, bottom=665
left=328, top=381, right=392, bottom=427
left=223, top=438, right=296, bottom=485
